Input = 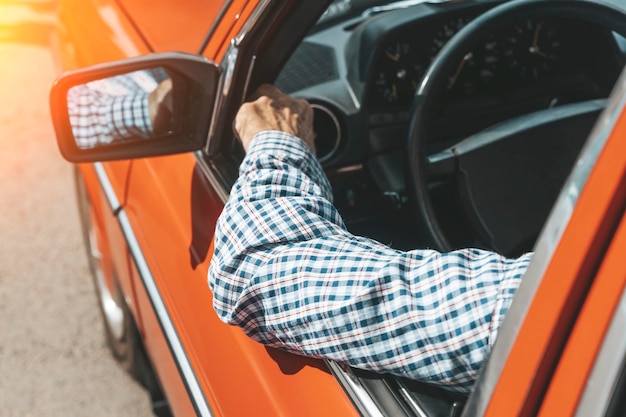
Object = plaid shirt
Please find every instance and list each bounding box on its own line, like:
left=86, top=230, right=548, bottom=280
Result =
left=209, top=131, right=531, bottom=393
left=67, top=69, right=166, bottom=149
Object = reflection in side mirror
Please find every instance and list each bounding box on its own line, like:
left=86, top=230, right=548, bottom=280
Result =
left=68, top=68, right=175, bottom=150
left=50, top=52, right=221, bottom=163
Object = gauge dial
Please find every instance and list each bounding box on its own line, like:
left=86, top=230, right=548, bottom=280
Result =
left=504, top=19, right=561, bottom=81
left=431, top=16, right=470, bottom=54
left=374, top=41, right=426, bottom=106
left=431, top=16, right=500, bottom=95
left=478, top=37, right=500, bottom=85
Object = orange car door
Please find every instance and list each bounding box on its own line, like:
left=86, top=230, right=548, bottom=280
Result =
left=121, top=1, right=358, bottom=416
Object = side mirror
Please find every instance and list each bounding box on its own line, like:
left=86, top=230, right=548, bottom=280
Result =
left=50, top=52, right=221, bottom=162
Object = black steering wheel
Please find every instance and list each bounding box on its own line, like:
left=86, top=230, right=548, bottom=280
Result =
left=408, top=0, right=626, bottom=255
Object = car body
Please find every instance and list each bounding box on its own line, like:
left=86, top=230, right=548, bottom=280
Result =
left=49, top=0, right=626, bottom=416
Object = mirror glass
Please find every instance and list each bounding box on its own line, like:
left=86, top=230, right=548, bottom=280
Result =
left=67, top=68, right=175, bottom=149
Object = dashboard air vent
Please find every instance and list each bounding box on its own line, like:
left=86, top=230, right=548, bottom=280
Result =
left=275, top=42, right=339, bottom=93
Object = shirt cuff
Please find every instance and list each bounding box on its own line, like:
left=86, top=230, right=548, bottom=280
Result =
left=242, top=130, right=333, bottom=202
left=246, top=130, right=312, bottom=156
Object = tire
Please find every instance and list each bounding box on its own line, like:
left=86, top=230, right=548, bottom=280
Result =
left=73, top=166, right=147, bottom=383
left=74, top=167, right=172, bottom=416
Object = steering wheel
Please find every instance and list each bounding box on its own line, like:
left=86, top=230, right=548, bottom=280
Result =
left=408, top=0, right=626, bottom=255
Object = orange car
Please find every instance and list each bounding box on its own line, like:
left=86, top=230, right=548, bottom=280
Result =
left=50, top=0, right=626, bottom=416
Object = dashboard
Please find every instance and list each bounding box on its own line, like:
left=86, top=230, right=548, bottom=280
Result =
left=365, top=9, right=620, bottom=144
left=273, top=0, right=626, bottom=251
left=371, top=15, right=591, bottom=108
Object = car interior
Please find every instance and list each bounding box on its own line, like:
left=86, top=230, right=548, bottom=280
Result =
left=212, top=0, right=626, bottom=259
left=204, top=0, right=626, bottom=415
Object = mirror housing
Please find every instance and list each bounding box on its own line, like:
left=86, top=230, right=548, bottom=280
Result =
left=50, top=52, right=221, bottom=162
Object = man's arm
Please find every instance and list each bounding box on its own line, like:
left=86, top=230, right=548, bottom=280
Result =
left=208, top=86, right=532, bottom=393
left=67, top=71, right=172, bottom=148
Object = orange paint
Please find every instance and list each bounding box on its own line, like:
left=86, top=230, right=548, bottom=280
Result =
left=114, top=0, right=227, bottom=53
left=538, top=212, right=626, bottom=416
left=202, top=0, right=258, bottom=62
left=124, top=152, right=358, bottom=416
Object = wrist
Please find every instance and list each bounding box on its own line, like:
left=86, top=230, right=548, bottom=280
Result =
left=247, top=131, right=313, bottom=154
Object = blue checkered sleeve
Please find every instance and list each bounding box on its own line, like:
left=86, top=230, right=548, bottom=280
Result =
left=208, top=131, right=532, bottom=393
left=67, top=70, right=168, bottom=148
left=68, top=86, right=152, bottom=148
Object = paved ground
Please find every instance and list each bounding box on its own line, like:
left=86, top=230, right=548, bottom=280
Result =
left=0, top=1, right=154, bottom=416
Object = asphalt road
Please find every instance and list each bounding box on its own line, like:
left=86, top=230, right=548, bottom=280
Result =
left=0, top=2, right=154, bottom=416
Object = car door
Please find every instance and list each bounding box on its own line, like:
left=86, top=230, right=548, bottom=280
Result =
left=120, top=1, right=359, bottom=416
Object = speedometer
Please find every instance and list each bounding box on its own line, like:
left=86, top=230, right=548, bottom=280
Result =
left=431, top=16, right=470, bottom=54
left=374, top=41, right=426, bottom=106
left=432, top=16, right=500, bottom=95
left=503, top=19, right=561, bottom=81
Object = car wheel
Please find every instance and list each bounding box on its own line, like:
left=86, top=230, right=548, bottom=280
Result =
left=73, top=166, right=147, bottom=383
left=74, top=167, right=173, bottom=417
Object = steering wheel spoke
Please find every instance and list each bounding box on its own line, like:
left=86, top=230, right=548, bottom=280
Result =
left=427, top=148, right=456, bottom=179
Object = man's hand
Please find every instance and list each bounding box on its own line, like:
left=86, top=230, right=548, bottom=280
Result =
left=148, top=78, right=173, bottom=134
left=234, top=84, right=315, bottom=152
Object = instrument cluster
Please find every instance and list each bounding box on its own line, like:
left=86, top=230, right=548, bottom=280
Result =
left=370, top=15, right=572, bottom=110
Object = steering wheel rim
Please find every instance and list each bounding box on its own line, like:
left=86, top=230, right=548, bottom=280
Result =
left=408, top=0, right=626, bottom=253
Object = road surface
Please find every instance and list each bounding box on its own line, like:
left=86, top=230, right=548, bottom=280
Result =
left=0, top=1, right=154, bottom=416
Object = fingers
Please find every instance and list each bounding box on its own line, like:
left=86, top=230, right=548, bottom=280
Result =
left=250, top=85, right=309, bottom=113
left=249, top=84, right=283, bottom=102
left=234, top=84, right=315, bottom=152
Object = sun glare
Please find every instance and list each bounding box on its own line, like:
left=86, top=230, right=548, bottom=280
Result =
left=0, top=1, right=55, bottom=69
left=0, top=1, right=56, bottom=154
left=0, top=4, right=53, bottom=24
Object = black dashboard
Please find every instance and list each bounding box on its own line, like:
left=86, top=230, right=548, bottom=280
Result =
left=274, top=0, right=626, bottom=251
left=368, top=13, right=610, bottom=109
left=359, top=3, right=621, bottom=146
